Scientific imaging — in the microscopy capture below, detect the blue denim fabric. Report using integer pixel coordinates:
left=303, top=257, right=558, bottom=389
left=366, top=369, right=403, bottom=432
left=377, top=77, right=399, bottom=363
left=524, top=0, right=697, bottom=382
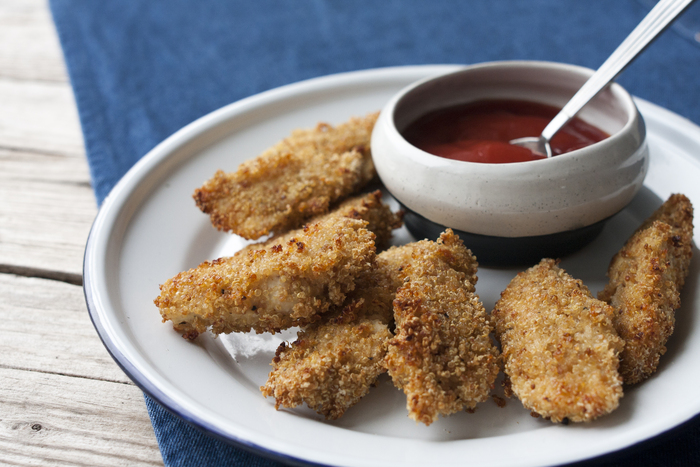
left=49, top=0, right=700, bottom=465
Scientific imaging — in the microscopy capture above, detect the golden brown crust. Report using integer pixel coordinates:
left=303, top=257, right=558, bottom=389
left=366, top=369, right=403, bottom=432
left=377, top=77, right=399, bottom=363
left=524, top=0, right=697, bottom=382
left=635, top=194, right=694, bottom=248
left=154, top=216, right=376, bottom=338
left=598, top=194, right=694, bottom=384
left=240, top=190, right=402, bottom=255
left=343, top=191, right=403, bottom=249
left=380, top=228, right=480, bottom=292
left=193, top=113, right=379, bottom=239
left=385, top=230, right=500, bottom=425
left=260, top=246, right=417, bottom=419
left=493, top=259, right=624, bottom=423
left=261, top=316, right=392, bottom=420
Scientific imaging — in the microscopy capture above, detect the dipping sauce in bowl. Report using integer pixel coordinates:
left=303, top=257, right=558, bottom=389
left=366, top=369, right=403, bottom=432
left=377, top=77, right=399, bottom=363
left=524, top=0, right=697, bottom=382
left=402, top=99, right=609, bottom=163
left=371, top=61, right=648, bottom=265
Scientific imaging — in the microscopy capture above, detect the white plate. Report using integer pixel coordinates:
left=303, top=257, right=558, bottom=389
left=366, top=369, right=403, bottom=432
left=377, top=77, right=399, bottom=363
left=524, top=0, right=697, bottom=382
left=84, top=66, right=700, bottom=467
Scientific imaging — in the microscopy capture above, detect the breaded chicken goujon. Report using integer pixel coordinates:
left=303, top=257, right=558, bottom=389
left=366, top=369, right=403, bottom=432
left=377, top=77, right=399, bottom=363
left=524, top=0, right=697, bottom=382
left=385, top=230, right=500, bottom=426
left=155, top=216, right=376, bottom=339
left=493, top=259, right=624, bottom=423
left=194, top=113, right=379, bottom=239
left=598, top=194, right=693, bottom=384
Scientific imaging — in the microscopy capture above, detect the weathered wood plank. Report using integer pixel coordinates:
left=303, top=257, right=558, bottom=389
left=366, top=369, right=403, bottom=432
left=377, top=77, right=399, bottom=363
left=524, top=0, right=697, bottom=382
left=0, top=78, right=85, bottom=157
left=0, top=0, right=95, bottom=277
left=0, top=367, right=162, bottom=466
left=0, top=0, right=68, bottom=83
left=0, top=1, right=163, bottom=465
left=0, top=149, right=96, bottom=277
left=0, top=0, right=84, bottom=158
left=0, top=274, right=130, bottom=384
left=0, top=147, right=91, bottom=185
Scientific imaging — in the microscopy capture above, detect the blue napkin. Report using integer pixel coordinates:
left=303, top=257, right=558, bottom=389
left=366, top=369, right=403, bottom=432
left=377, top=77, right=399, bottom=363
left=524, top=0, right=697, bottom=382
left=50, top=1, right=700, bottom=465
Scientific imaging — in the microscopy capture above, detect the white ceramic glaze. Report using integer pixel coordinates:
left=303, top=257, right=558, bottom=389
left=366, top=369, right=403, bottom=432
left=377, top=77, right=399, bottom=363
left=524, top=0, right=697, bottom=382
left=371, top=61, right=649, bottom=237
left=83, top=66, right=700, bottom=467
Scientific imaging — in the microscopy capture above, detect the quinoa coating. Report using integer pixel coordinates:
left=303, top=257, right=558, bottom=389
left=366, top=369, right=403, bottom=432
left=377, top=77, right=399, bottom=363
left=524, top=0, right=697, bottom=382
left=385, top=230, right=500, bottom=426
left=193, top=113, right=379, bottom=239
left=634, top=193, right=694, bottom=247
left=262, top=316, right=392, bottom=420
left=335, top=190, right=403, bottom=249
left=240, top=190, right=402, bottom=255
left=598, top=194, right=694, bottom=384
left=154, top=216, right=376, bottom=339
left=381, top=228, right=479, bottom=291
left=260, top=252, right=401, bottom=420
left=493, top=259, right=624, bottom=423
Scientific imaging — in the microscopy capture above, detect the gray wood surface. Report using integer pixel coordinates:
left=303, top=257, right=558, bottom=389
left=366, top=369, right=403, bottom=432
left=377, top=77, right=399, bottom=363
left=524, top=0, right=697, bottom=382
left=0, top=0, right=163, bottom=464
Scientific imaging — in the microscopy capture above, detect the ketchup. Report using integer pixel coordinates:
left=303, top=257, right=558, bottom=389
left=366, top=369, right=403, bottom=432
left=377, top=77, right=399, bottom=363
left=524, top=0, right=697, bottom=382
left=402, top=99, right=609, bottom=163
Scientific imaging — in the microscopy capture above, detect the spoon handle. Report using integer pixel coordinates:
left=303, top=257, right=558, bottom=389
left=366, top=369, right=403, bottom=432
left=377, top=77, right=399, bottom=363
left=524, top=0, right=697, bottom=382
left=541, top=0, right=695, bottom=142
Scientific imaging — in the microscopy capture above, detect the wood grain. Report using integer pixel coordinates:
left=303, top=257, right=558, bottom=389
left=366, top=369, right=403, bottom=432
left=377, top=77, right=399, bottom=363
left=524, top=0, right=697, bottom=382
left=0, top=0, right=96, bottom=278
left=0, top=0, right=67, bottom=83
left=0, top=367, right=162, bottom=466
left=0, top=0, right=163, bottom=464
left=0, top=274, right=131, bottom=384
left=0, top=78, right=85, bottom=158
left=0, top=148, right=96, bottom=278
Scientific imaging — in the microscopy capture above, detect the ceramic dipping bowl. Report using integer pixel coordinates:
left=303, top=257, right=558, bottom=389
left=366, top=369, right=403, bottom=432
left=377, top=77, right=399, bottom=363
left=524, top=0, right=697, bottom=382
left=371, top=61, right=649, bottom=266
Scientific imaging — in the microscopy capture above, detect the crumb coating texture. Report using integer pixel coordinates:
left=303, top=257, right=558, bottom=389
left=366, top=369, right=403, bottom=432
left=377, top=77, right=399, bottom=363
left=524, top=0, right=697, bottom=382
left=493, top=259, right=624, bottom=423
left=154, top=216, right=376, bottom=338
left=635, top=193, right=694, bottom=246
left=260, top=246, right=417, bottom=419
left=381, top=228, right=479, bottom=291
left=261, top=316, right=391, bottom=420
left=598, top=194, right=693, bottom=384
left=385, top=230, right=500, bottom=426
left=240, top=190, right=402, bottom=255
left=193, top=113, right=379, bottom=239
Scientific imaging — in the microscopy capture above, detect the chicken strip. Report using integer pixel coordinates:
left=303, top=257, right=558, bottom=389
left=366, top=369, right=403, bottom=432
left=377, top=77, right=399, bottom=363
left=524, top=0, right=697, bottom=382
left=385, top=230, right=500, bottom=426
left=240, top=190, right=402, bottom=255
left=260, top=252, right=401, bottom=420
left=493, top=259, right=624, bottom=423
left=194, top=113, right=379, bottom=239
left=154, top=216, right=376, bottom=339
left=259, top=234, right=467, bottom=420
left=598, top=194, right=693, bottom=384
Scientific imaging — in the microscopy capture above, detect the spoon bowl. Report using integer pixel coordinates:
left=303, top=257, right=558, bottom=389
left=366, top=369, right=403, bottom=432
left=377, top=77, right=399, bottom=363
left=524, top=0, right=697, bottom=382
left=508, top=135, right=552, bottom=158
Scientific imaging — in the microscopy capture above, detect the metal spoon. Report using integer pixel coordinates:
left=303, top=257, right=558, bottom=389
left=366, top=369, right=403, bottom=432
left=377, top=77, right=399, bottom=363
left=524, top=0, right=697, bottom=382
left=510, top=0, right=696, bottom=158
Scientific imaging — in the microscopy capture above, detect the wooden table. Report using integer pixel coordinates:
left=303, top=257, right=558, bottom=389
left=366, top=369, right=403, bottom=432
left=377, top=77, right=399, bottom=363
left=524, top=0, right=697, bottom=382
left=0, top=0, right=163, bottom=464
